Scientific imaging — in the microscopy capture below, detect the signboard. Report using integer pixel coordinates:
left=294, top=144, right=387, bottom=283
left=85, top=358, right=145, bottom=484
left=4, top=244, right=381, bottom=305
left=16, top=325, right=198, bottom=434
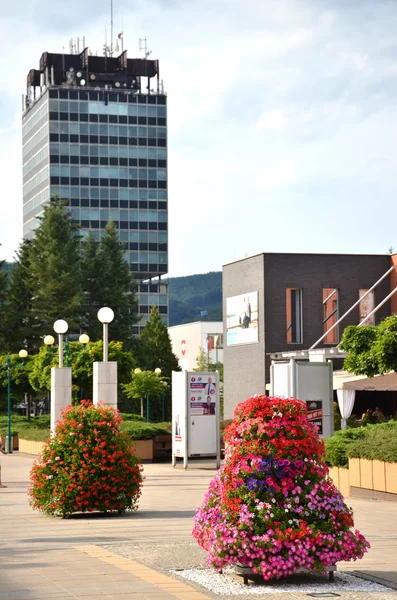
left=359, top=289, right=375, bottom=325
left=226, top=291, right=259, bottom=346
left=306, top=400, right=323, bottom=435
left=172, top=371, right=220, bottom=468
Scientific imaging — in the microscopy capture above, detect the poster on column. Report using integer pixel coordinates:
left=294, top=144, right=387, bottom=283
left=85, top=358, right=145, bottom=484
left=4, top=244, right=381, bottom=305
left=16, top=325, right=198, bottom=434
left=172, top=371, right=187, bottom=457
left=188, top=372, right=219, bottom=456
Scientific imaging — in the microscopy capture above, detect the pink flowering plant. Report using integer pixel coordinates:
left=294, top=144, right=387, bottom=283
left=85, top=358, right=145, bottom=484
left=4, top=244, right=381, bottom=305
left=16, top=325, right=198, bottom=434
left=29, top=401, right=143, bottom=517
left=193, top=396, right=370, bottom=580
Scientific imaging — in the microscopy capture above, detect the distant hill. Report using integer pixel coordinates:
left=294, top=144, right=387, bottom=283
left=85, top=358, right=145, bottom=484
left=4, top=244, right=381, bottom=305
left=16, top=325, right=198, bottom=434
left=166, top=271, right=222, bottom=326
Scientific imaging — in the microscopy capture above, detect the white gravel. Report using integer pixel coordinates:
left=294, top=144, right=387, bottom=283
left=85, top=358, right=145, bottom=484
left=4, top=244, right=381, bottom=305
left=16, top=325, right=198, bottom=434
left=170, top=568, right=390, bottom=595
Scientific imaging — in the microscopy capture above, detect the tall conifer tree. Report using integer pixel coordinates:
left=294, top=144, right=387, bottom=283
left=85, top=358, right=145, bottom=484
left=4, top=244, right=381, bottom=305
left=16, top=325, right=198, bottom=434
left=28, top=200, right=82, bottom=337
left=5, top=240, right=36, bottom=352
left=81, top=221, right=138, bottom=346
left=139, top=305, right=180, bottom=377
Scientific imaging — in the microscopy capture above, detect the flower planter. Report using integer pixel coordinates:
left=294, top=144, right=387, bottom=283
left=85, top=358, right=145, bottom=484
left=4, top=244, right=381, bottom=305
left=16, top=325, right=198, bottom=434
left=372, top=460, right=386, bottom=492
left=360, top=459, right=373, bottom=490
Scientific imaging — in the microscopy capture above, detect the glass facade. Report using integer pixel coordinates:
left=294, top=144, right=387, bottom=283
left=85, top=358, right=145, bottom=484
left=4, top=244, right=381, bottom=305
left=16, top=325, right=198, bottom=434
left=22, top=86, right=168, bottom=330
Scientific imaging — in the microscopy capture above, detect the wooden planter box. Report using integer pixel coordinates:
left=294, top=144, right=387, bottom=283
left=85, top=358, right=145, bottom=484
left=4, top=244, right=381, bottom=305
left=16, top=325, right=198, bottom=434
left=347, top=458, right=397, bottom=499
left=385, top=462, right=397, bottom=495
left=0, top=434, right=19, bottom=451
left=360, top=458, right=373, bottom=490
left=130, top=439, right=154, bottom=462
left=328, top=466, right=350, bottom=497
left=373, top=460, right=386, bottom=492
left=153, top=435, right=172, bottom=460
left=18, top=439, right=45, bottom=455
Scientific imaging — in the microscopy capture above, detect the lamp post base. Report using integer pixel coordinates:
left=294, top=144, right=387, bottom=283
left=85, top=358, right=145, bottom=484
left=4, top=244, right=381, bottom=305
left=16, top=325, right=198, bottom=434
left=93, top=362, right=118, bottom=409
left=51, top=368, right=72, bottom=434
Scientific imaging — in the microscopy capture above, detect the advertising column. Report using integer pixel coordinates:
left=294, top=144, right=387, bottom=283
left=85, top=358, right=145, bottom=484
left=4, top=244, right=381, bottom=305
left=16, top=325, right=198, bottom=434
left=188, top=371, right=220, bottom=467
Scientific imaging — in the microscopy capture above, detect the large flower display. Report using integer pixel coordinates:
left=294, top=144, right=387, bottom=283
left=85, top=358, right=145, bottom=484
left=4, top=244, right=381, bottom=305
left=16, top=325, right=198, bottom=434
left=29, top=401, right=143, bottom=516
left=193, top=396, right=369, bottom=580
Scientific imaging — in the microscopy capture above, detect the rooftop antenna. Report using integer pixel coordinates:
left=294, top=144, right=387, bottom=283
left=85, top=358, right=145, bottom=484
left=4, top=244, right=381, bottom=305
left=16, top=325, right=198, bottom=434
left=139, top=37, right=152, bottom=59
left=110, top=0, right=114, bottom=56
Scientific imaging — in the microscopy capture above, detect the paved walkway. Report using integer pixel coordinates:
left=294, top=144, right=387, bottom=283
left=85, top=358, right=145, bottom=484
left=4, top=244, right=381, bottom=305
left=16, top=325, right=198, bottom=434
left=0, top=453, right=397, bottom=599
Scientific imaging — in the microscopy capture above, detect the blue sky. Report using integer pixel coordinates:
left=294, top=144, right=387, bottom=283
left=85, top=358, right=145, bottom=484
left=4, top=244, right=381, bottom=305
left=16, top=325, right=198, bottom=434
left=1, top=0, right=397, bottom=275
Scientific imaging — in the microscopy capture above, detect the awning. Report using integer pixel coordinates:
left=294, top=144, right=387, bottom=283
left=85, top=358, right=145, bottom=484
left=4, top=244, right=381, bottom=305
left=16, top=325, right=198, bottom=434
left=333, top=370, right=397, bottom=391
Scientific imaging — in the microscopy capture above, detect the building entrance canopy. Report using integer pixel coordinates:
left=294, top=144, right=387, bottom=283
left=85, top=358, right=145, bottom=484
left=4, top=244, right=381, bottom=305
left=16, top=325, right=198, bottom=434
left=333, top=370, right=397, bottom=391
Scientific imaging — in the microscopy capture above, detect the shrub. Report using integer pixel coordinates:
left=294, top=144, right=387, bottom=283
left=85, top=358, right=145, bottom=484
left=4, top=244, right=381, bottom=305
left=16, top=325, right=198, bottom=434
left=120, top=420, right=169, bottom=440
left=29, top=401, right=143, bottom=517
left=119, top=413, right=147, bottom=422
left=193, top=396, right=369, bottom=581
left=348, top=421, right=397, bottom=463
left=324, top=428, right=365, bottom=468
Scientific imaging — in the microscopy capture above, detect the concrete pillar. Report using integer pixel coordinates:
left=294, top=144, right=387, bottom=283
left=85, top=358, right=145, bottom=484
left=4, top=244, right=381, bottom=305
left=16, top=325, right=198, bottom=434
left=51, top=367, right=72, bottom=433
left=93, top=361, right=117, bottom=409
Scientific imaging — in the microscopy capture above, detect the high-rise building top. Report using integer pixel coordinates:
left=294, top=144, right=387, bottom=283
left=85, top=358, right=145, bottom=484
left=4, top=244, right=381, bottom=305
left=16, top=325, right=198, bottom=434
left=22, top=47, right=168, bottom=333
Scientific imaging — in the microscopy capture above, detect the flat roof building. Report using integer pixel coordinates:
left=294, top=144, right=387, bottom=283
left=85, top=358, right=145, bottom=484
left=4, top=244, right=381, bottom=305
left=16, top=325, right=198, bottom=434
left=22, top=46, right=168, bottom=333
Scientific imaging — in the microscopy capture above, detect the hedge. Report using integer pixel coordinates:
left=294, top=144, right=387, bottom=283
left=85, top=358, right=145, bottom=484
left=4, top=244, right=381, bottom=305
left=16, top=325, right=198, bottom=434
left=324, top=428, right=365, bottom=468
left=325, top=421, right=397, bottom=467
left=348, top=421, right=397, bottom=463
left=0, top=413, right=170, bottom=442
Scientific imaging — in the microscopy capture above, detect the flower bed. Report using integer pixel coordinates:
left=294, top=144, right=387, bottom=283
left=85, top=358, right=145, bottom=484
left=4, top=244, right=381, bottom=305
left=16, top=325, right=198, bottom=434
left=193, top=396, right=369, bottom=581
left=29, top=401, right=143, bottom=516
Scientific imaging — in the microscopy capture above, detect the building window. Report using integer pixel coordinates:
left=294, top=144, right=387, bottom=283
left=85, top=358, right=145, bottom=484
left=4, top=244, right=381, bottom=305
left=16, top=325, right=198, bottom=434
left=286, top=288, right=303, bottom=344
left=323, top=288, right=338, bottom=344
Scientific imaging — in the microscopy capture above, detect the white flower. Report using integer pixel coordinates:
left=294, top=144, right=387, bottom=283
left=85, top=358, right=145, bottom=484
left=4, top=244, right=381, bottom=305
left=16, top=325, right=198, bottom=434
left=288, top=520, right=293, bottom=525
left=55, top=457, right=61, bottom=461
left=271, top=498, right=276, bottom=503
left=285, top=509, right=289, bottom=513
left=69, top=432, right=75, bottom=436
left=287, top=504, right=292, bottom=509
left=270, top=513, right=274, bottom=518
left=278, top=412, right=283, bottom=417
left=46, top=475, right=53, bottom=479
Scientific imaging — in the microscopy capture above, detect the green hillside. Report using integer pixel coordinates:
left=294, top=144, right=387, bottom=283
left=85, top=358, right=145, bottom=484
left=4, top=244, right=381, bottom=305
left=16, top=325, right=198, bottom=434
left=166, top=271, right=222, bottom=326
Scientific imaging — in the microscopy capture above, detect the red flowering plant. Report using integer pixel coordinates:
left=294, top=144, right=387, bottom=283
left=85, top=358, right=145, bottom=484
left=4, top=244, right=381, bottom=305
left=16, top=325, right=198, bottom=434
left=193, top=396, right=369, bottom=580
left=29, top=401, right=143, bottom=517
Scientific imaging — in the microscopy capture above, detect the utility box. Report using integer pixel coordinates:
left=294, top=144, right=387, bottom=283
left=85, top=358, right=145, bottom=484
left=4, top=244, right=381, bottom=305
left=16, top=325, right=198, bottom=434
left=172, top=371, right=221, bottom=469
left=270, top=360, right=334, bottom=438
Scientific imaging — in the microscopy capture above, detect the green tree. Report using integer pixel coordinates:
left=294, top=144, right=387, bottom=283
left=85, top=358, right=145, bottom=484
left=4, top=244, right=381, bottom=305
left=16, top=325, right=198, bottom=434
left=139, top=305, right=180, bottom=378
left=340, top=315, right=397, bottom=377
left=82, top=221, right=138, bottom=347
left=4, top=240, right=36, bottom=353
left=122, top=369, right=165, bottom=417
left=0, top=353, right=33, bottom=412
left=80, top=231, right=102, bottom=335
left=194, top=347, right=224, bottom=381
left=29, top=340, right=135, bottom=401
left=28, top=200, right=82, bottom=338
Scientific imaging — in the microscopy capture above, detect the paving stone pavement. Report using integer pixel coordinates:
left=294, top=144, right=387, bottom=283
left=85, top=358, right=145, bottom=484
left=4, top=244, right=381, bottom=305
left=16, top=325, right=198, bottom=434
left=0, top=453, right=396, bottom=600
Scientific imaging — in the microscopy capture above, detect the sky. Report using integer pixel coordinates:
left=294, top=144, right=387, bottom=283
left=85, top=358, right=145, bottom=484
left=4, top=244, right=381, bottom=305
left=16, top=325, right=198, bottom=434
left=1, top=0, right=397, bottom=276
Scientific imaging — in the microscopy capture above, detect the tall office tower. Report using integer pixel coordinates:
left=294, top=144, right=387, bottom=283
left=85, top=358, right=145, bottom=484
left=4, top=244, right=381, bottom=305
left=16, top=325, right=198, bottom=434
left=22, top=46, right=168, bottom=333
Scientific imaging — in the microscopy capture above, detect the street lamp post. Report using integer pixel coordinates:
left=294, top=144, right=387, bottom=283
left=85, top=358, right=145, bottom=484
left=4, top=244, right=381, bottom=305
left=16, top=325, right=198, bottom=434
left=78, top=334, right=90, bottom=399
left=6, top=349, right=28, bottom=454
left=53, top=320, right=69, bottom=368
left=161, top=380, right=168, bottom=422
left=97, top=307, right=114, bottom=362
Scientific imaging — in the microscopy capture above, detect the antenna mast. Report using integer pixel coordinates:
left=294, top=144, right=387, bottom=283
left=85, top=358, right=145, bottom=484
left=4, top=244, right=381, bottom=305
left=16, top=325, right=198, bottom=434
left=110, top=0, right=114, bottom=56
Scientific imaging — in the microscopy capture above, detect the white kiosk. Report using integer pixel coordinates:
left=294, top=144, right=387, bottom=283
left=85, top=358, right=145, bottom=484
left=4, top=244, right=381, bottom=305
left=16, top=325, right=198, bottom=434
left=172, top=371, right=221, bottom=469
left=270, top=360, right=334, bottom=438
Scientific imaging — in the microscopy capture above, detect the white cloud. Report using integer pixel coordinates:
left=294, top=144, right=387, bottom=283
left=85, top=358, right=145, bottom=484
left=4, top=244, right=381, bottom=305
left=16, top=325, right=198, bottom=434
left=1, top=0, right=397, bottom=273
